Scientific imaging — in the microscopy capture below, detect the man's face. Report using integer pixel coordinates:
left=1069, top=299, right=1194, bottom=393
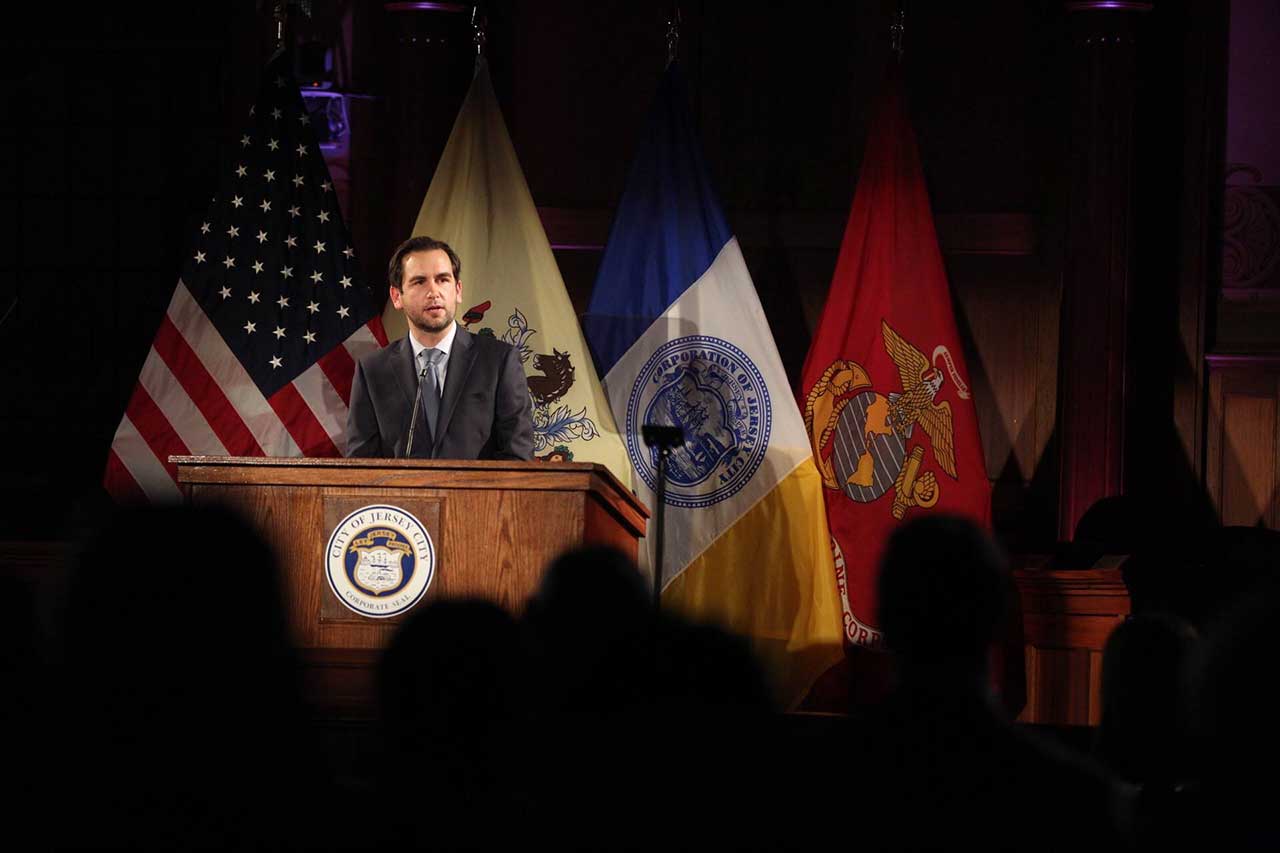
left=391, top=249, right=462, bottom=336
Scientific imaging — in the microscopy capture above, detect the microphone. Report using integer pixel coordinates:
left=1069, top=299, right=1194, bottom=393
left=404, top=364, right=428, bottom=457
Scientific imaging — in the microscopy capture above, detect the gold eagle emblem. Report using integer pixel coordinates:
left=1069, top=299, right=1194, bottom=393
left=881, top=320, right=957, bottom=479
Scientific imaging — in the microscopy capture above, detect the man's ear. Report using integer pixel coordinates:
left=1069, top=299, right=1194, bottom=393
left=454, top=279, right=463, bottom=303
left=389, top=285, right=403, bottom=310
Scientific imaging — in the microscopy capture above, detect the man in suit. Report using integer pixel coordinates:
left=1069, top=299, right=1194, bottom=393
left=346, top=236, right=534, bottom=460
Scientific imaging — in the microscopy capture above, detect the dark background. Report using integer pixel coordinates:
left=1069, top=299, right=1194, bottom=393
left=0, top=1, right=1235, bottom=546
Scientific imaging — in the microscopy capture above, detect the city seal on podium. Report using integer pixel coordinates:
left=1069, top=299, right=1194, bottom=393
left=625, top=335, right=772, bottom=509
left=325, top=504, right=435, bottom=618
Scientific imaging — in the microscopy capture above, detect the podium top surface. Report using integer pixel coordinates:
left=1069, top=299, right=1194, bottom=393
left=171, top=455, right=648, bottom=529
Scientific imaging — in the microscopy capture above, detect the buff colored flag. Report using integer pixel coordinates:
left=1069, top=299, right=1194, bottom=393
left=382, top=58, right=631, bottom=481
left=583, top=63, right=843, bottom=705
left=798, top=68, right=993, bottom=656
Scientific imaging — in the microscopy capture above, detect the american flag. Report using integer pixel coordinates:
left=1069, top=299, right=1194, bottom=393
left=104, top=54, right=387, bottom=503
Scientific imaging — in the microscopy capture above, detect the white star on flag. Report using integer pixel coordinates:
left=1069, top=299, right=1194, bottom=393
left=282, top=266, right=293, bottom=278
left=339, top=275, right=352, bottom=288
left=317, top=210, right=331, bottom=223
left=259, top=200, right=272, bottom=213
left=227, top=225, right=239, bottom=238
left=248, top=291, right=260, bottom=303
left=303, top=331, right=317, bottom=344
left=235, top=165, right=247, bottom=177
left=276, top=296, right=289, bottom=308
left=292, top=175, right=304, bottom=188
left=231, top=195, right=244, bottom=208
left=311, top=271, right=324, bottom=283
left=307, top=301, right=320, bottom=314
left=296, top=144, right=307, bottom=157
left=322, top=181, right=332, bottom=192
left=256, top=230, right=268, bottom=244
left=285, top=236, right=297, bottom=248
left=271, top=108, right=282, bottom=119
left=288, top=206, right=301, bottom=218
left=337, top=306, right=350, bottom=318
left=342, top=247, right=354, bottom=258
left=273, top=326, right=286, bottom=339
left=222, top=256, right=236, bottom=269
left=270, top=356, right=283, bottom=369
left=314, top=240, right=326, bottom=253
left=200, top=222, right=210, bottom=234
left=240, top=134, right=251, bottom=147
left=218, top=286, right=232, bottom=299
left=264, top=169, right=276, bottom=182
left=268, top=138, right=280, bottom=151
left=194, top=251, right=206, bottom=263
left=243, top=320, right=256, bottom=334
left=252, top=260, right=265, bottom=273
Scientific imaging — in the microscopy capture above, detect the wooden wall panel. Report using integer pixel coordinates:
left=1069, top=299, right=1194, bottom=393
left=1206, top=355, right=1280, bottom=529
left=1221, top=394, right=1277, bottom=526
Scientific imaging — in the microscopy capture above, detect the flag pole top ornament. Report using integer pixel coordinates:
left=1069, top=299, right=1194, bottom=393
left=666, top=6, right=681, bottom=67
left=471, top=5, right=487, bottom=58
left=270, top=1, right=313, bottom=52
left=890, top=1, right=906, bottom=58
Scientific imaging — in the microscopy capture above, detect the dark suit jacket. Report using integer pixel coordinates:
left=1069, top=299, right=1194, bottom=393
left=345, top=327, right=534, bottom=460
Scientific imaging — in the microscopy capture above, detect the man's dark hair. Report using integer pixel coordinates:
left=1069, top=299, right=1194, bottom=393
left=388, top=235, right=461, bottom=290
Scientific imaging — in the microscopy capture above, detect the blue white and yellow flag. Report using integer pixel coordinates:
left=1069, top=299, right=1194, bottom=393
left=583, top=64, right=842, bottom=704
left=383, top=59, right=631, bottom=482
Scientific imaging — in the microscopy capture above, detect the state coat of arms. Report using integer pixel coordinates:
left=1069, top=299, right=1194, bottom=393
left=466, top=302, right=600, bottom=460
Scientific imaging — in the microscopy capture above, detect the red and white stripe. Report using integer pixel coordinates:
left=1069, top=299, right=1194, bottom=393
left=104, top=279, right=388, bottom=503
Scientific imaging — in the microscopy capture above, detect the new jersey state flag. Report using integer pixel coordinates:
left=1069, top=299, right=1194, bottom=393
left=799, top=68, right=992, bottom=651
left=583, top=63, right=842, bottom=704
left=382, top=58, right=631, bottom=482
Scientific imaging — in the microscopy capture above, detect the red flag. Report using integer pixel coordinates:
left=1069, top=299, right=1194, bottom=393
left=799, top=70, right=993, bottom=657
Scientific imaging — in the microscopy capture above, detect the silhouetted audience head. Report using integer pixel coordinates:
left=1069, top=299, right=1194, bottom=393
left=1126, top=525, right=1280, bottom=630
left=61, top=503, right=315, bottom=848
left=376, top=598, right=529, bottom=848
left=877, top=514, right=1009, bottom=677
left=1096, top=612, right=1198, bottom=786
left=378, top=598, right=526, bottom=745
left=523, top=545, right=653, bottom=709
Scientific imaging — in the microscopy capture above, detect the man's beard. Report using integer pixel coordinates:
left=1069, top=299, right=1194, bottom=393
left=410, top=308, right=453, bottom=334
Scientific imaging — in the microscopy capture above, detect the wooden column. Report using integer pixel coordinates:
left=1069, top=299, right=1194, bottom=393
left=1056, top=2, right=1152, bottom=540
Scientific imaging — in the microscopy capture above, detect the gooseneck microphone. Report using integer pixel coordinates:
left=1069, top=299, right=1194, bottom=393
left=404, top=364, right=429, bottom=457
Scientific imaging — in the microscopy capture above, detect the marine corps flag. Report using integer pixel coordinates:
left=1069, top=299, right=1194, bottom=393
left=799, top=69, right=992, bottom=651
left=384, top=58, right=631, bottom=483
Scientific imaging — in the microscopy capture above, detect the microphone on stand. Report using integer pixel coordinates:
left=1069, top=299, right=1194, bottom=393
left=404, top=364, right=428, bottom=457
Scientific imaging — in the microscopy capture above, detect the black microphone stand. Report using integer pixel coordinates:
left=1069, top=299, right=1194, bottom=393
left=404, top=365, right=428, bottom=457
left=641, top=424, right=684, bottom=606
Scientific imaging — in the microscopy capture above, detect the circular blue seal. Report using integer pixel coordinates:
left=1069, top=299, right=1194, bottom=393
left=626, top=335, right=773, bottom=509
left=325, top=504, right=436, bottom=618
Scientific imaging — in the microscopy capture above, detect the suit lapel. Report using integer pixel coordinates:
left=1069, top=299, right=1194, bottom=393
left=393, top=337, right=419, bottom=410
left=432, top=325, right=477, bottom=453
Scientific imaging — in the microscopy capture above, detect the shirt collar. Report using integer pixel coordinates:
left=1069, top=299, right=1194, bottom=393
left=408, top=320, right=458, bottom=363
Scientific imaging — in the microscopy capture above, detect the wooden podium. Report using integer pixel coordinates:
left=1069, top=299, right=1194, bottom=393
left=173, top=456, right=647, bottom=718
